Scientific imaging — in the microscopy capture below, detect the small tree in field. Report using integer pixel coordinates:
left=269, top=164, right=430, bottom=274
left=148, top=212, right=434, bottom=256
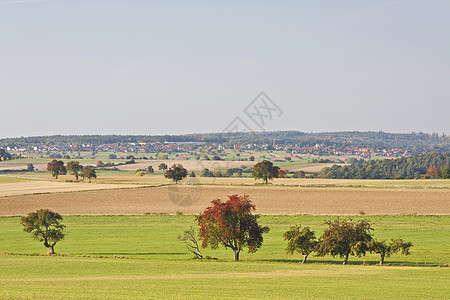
left=82, top=167, right=97, bottom=183
left=252, top=160, right=279, bottom=183
left=177, top=226, right=203, bottom=259
left=47, top=159, right=66, bottom=179
left=315, top=218, right=373, bottom=265
left=196, top=194, right=270, bottom=261
left=158, top=163, right=168, bottom=171
left=369, top=238, right=413, bottom=265
left=21, top=209, right=66, bottom=254
left=283, top=225, right=317, bottom=264
left=165, top=164, right=188, bottom=184
left=66, top=161, right=82, bottom=181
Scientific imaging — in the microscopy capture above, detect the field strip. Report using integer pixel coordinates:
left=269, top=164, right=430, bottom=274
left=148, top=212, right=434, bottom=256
left=0, top=181, right=150, bottom=198
left=1, top=185, right=448, bottom=215
left=0, top=268, right=393, bottom=282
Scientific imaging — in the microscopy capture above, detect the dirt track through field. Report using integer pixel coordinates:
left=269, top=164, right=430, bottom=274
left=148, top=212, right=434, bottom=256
left=0, top=185, right=448, bottom=216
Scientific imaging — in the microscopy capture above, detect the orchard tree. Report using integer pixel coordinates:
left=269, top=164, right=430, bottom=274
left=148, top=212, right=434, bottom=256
left=165, top=164, right=188, bottom=184
left=252, top=160, right=280, bottom=183
left=21, top=209, right=66, bottom=254
left=147, top=166, right=155, bottom=174
left=283, top=225, right=317, bottom=264
left=369, top=238, right=413, bottom=265
left=66, top=161, right=82, bottom=181
left=47, top=159, right=66, bottom=179
left=315, top=218, right=373, bottom=265
left=158, top=163, right=168, bottom=171
left=196, top=194, right=270, bottom=261
left=82, top=167, right=97, bottom=183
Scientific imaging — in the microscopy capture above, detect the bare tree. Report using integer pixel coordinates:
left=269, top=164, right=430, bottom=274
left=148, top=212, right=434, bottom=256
left=177, top=226, right=203, bottom=259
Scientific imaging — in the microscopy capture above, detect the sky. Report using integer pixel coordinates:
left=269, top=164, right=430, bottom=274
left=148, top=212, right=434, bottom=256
left=1, top=0, right=449, bottom=138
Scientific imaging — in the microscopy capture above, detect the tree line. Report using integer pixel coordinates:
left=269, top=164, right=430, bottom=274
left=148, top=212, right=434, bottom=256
left=2, top=131, right=449, bottom=153
left=21, top=195, right=412, bottom=265
left=319, top=152, right=450, bottom=179
left=47, top=160, right=97, bottom=182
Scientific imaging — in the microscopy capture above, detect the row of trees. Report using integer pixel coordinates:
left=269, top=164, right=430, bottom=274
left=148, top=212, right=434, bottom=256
left=181, top=195, right=412, bottom=264
left=319, top=152, right=450, bottom=179
left=21, top=196, right=412, bottom=265
left=163, top=160, right=285, bottom=184
left=47, top=160, right=97, bottom=182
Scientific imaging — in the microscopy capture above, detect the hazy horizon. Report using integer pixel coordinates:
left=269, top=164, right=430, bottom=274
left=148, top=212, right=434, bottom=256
left=2, top=0, right=449, bottom=138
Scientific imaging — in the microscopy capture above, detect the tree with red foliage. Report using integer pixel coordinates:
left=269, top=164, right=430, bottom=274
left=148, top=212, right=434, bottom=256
left=47, top=160, right=66, bottom=179
left=278, top=169, right=286, bottom=178
left=196, top=194, right=270, bottom=261
left=426, top=165, right=440, bottom=178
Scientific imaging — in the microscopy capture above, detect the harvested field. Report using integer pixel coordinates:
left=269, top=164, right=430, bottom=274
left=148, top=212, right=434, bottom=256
left=1, top=185, right=448, bottom=216
left=0, top=181, right=143, bottom=198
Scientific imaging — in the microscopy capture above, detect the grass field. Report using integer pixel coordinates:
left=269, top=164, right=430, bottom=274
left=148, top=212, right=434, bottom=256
left=0, top=215, right=448, bottom=299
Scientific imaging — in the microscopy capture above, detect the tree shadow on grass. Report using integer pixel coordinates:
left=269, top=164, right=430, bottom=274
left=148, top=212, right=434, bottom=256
left=90, top=252, right=186, bottom=256
left=259, top=258, right=445, bottom=267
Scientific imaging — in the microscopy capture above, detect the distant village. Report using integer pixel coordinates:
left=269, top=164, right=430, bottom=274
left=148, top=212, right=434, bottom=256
left=3, top=141, right=409, bottom=159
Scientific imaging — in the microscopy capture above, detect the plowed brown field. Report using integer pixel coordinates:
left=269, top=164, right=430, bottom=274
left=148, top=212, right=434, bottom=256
left=1, top=185, right=448, bottom=216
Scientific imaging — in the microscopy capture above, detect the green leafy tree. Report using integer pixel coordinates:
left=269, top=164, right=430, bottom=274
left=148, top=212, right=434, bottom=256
left=157, top=153, right=169, bottom=160
left=66, top=161, right=82, bottom=181
left=21, top=209, right=66, bottom=254
left=315, top=218, right=373, bottom=265
left=283, top=225, right=318, bottom=264
left=252, top=160, right=280, bottom=183
left=369, top=238, right=413, bottom=265
left=82, top=167, right=97, bottom=183
left=164, top=164, right=188, bottom=184
left=158, top=163, right=168, bottom=171
left=47, top=159, right=66, bottom=179
left=196, top=194, right=270, bottom=261
left=147, top=166, right=154, bottom=174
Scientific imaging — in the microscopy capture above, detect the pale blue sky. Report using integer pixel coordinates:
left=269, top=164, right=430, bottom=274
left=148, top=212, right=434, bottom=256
left=1, top=0, right=449, bottom=137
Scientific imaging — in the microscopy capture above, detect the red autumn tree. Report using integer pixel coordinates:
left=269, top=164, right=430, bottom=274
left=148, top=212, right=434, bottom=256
left=47, top=159, right=66, bottom=179
left=426, top=165, right=440, bottom=178
left=278, top=169, right=286, bottom=178
left=196, top=194, right=270, bottom=261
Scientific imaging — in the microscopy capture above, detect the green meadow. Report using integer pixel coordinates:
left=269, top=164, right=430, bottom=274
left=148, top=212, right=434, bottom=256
left=0, top=215, right=448, bottom=299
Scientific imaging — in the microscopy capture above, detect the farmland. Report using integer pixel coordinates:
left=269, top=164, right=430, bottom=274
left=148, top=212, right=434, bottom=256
left=0, top=215, right=449, bottom=299
left=0, top=153, right=449, bottom=299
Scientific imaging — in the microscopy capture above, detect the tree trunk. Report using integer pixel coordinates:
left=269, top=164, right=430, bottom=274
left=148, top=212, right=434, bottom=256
left=48, top=245, right=55, bottom=255
left=343, top=253, right=349, bottom=265
left=233, top=249, right=240, bottom=261
left=379, top=254, right=385, bottom=265
left=75, top=174, right=79, bottom=181
left=302, top=254, right=308, bottom=264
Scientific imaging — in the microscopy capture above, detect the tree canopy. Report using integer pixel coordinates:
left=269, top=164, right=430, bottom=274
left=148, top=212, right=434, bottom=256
left=252, top=160, right=280, bottom=183
left=164, top=164, right=188, bottom=184
left=47, top=159, right=66, bottom=179
left=315, top=218, right=373, bottom=265
left=196, top=194, right=270, bottom=261
left=66, top=161, right=82, bottom=181
left=21, top=209, right=66, bottom=254
left=283, top=225, right=317, bottom=264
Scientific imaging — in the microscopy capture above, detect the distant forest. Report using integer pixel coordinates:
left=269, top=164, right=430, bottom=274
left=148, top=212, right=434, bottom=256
left=1, top=131, right=449, bottom=153
left=318, top=152, right=450, bottom=179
